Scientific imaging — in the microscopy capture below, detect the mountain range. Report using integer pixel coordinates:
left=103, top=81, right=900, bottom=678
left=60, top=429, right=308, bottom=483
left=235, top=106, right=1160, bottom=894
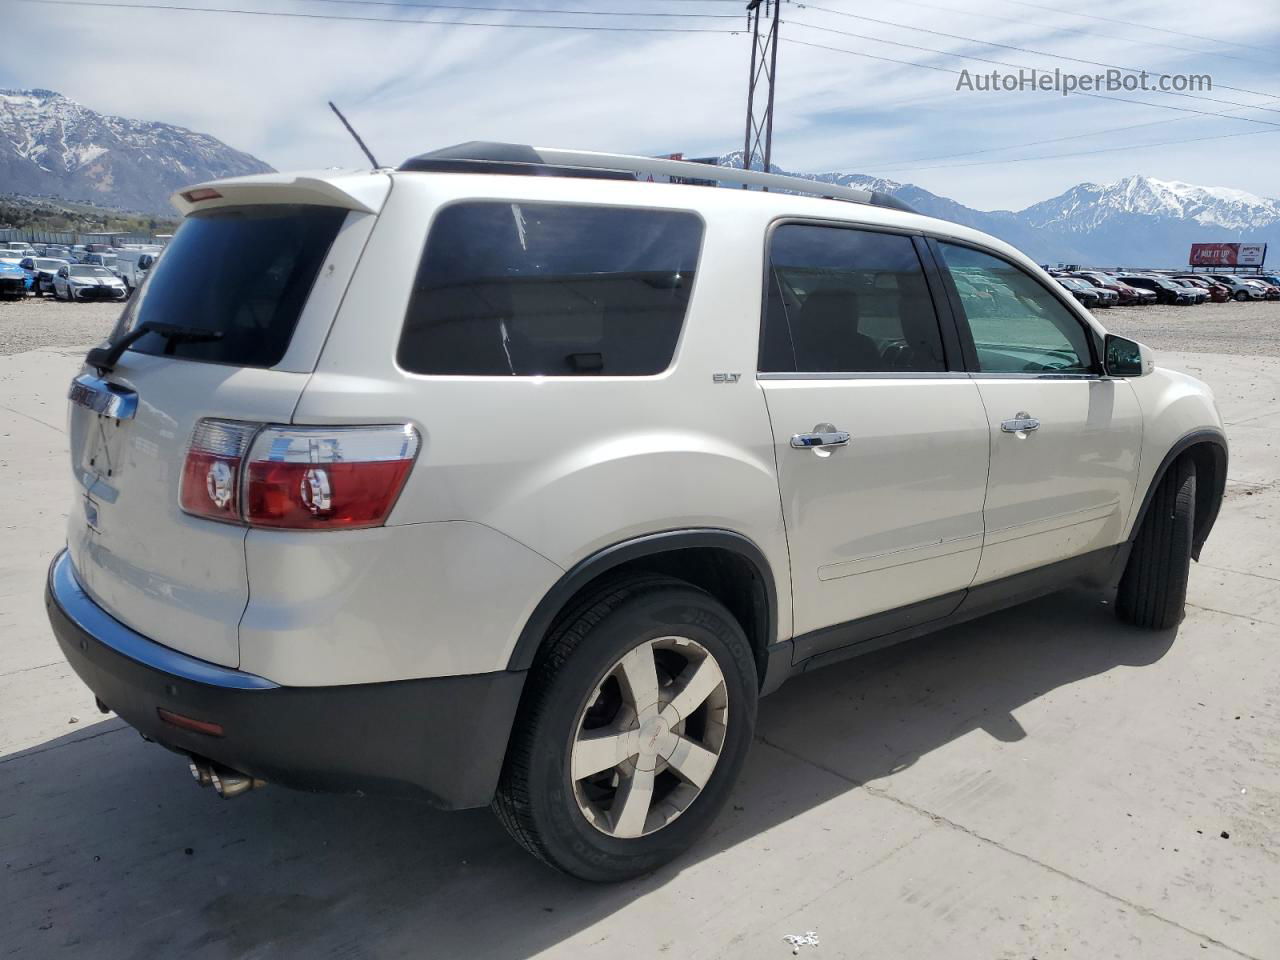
left=717, top=151, right=1280, bottom=267
left=1, top=89, right=1276, bottom=266
left=0, top=89, right=272, bottom=214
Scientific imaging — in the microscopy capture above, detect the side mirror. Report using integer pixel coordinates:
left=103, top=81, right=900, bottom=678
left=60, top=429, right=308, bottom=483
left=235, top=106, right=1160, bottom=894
left=1104, top=334, right=1153, bottom=377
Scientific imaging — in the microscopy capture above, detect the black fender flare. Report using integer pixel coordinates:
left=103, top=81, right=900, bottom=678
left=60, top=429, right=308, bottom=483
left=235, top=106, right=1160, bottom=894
left=1129, top=428, right=1228, bottom=560
left=506, top=528, right=779, bottom=673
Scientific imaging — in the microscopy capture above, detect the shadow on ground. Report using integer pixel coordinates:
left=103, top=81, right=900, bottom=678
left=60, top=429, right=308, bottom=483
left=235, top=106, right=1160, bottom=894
left=1, top=589, right=1176, bottom=959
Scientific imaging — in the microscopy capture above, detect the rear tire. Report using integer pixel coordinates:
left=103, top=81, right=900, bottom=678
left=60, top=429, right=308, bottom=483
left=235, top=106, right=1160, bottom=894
left=493, top=575, right=758, bottom=882
left=1116, top=458, right=1196, bottom=629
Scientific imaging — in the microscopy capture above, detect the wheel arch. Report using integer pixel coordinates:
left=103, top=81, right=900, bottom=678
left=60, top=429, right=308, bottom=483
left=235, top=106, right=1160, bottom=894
left=1129, top=429, right=1227, bottom=561
left=507, top=529, right=782, bottom=689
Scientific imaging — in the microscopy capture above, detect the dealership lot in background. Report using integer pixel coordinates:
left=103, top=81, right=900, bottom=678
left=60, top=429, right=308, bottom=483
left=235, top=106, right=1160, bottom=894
left=1, top=306, right=1277, bottom=957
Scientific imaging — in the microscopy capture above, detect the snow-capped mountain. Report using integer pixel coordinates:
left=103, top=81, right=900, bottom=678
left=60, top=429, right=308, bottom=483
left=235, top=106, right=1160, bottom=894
left=0, top=89, right=272, bottom=214
left=716, top=153, right=1280, bottom=266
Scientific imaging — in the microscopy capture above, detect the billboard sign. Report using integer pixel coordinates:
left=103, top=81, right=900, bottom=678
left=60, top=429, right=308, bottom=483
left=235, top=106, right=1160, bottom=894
left=1189, top=242, right=1268, bottom=267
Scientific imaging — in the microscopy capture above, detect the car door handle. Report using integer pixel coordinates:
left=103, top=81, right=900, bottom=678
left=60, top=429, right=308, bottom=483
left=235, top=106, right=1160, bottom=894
left=1000, top=412, right=1040, bottom=433
left=791, top=429, right=851, bottom=449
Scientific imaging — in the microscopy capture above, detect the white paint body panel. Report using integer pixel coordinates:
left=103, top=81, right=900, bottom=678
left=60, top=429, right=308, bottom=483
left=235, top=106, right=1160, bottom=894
left=972, top=377, right=1143, bottom=584
left=761, top=377, right=989, bottom=634
left=61, top=164, right=1226, bottom=688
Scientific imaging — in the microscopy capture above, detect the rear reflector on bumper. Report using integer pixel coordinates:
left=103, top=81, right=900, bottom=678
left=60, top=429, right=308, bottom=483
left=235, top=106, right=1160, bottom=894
left=158, top=707, right=225, bottom=737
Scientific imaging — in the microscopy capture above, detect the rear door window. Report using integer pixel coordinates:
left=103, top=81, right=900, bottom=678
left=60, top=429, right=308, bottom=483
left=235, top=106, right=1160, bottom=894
left=760, top=224, right=947, bottom=373
left=398, top=202, right=703, bottom=376
left=122, top=204, right=347, bottom=368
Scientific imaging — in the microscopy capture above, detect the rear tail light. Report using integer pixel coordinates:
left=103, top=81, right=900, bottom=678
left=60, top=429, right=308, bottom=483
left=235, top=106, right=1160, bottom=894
left=180, top=419, right=257, bottom=521
left=180, top=421, right=420, bottom=530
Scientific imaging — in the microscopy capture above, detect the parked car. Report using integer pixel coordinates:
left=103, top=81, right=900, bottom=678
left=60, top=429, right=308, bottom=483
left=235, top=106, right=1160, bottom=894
left=1167, top=278, right=1209, bottom=304
left=1055, top=275, right=1104, bottom=307
left=1246, top=279, right=1280, bottom=300
left=69, top=244, right=89, bottom=262
left=112, top=247, right=162, bottom=294
left=1115, top=274, right=1195, bottom=305
left=52, top=263, right=128, bottom=301
left=0, top=259, right=27, bottom=299
left=3, top=241, right=36, bottom=255
left=22, top=257, right=70, bottom=296
left=1172, top=276, right=1229, bottom=303
left=80, top=252, right=120, bottom=275
left=47, top=145, right=1227, bottom=882
left=44, top=245, right=72, bottom=260
left=1206, top=274, right=1268, bottom=301
left=1068, top=271, right=1147, bottom=305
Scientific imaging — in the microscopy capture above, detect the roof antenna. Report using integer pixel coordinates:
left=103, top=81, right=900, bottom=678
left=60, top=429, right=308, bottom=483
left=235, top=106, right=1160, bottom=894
left=328, top=101, right=381, bottom=169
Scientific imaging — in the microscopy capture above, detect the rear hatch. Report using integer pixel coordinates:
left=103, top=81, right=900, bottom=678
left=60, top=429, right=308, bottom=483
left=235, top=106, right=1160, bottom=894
left=66, top=179, right=386, bottom=667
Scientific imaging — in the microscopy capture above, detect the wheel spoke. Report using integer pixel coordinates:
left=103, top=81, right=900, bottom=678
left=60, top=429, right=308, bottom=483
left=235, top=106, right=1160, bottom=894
left=572, top=731, right=633, bottom=780
left=610, top=766, right=655, bottom=838
left=664, top=656, right=723, bottom=722
left=615, top=641, right=659, bottom=711
left=664, top=735, right=719, bottom=789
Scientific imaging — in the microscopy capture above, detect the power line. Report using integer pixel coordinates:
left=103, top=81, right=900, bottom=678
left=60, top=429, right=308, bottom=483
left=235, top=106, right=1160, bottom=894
left=865, top=96, right=1280, bottom=174
left=990, top=0, right=1279, bottom=56
left=865, top=0, right=1270, bottom=67
left=249, top=0, right=744, bottom=18
left=785, top=19, right=1280, bottom=117
left=794, top=3, right=1280, bottom=102
left=10, top=0, right=741, bottom=31
left=878, top=127, right=1280, bottom=175
left=780, top=37, right=1280, bottom=128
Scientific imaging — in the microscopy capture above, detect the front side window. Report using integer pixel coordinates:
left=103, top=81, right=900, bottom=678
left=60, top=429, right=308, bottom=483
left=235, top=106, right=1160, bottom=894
left=938, top=243, right=1093, bottom=374
left=760, top=224, right=946, bottom=373
left=398, top=202, right=703, bottom=376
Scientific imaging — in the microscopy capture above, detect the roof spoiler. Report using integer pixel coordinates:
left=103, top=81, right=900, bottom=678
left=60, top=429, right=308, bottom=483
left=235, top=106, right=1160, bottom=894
left=169, top=172, right=390, bottom=217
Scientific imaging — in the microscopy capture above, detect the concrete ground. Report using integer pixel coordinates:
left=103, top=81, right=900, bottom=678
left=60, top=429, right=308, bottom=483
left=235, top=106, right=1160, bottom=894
left=1, top=342, right=1278, bottom=959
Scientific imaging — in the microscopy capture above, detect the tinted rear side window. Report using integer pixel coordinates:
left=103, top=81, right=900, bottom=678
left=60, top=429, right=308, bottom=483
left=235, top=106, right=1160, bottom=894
left=125, top=204, right=347, bottom=368
left=761, top=224, right=946, bottom=373
left=398, top=202, right=703, bottom=376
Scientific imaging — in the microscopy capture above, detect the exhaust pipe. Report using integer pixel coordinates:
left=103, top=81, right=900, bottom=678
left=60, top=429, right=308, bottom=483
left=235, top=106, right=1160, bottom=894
left=189, top=758, right=265, bottom=798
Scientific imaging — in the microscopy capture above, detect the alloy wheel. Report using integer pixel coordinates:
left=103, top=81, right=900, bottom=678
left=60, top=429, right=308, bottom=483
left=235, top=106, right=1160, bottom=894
left=570, top=636, right=729, bottom=839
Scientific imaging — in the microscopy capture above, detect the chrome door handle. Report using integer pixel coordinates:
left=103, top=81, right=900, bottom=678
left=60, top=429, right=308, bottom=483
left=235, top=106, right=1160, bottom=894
left=1000, top=412, right=1040, bottom=433
left=791, top=429, right=851, bottom=449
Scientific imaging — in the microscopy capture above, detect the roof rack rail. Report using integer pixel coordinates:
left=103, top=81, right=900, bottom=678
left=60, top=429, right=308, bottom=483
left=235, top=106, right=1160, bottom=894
left=397, top=142, right=916, bottom=213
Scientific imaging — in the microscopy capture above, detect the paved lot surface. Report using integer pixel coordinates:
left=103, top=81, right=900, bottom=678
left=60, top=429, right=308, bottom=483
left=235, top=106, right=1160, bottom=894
left=2, top=339, right=1278, bottom=958
left=0, top=296, right=122, bottom=356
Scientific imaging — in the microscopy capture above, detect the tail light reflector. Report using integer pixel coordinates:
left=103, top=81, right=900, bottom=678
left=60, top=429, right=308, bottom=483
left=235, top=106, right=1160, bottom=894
left=179, top=420, right=420, bottom=530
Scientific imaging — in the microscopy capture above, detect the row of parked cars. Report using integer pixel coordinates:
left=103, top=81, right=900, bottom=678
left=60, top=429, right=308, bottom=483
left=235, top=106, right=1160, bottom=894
left=1050, top=267, right=1280, bottom=308
left=0, top=240, right=160, bottom=302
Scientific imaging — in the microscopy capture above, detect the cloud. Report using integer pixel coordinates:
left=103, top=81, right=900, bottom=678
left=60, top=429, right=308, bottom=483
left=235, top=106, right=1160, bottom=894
left=2, top=0, right=1278, bottom=209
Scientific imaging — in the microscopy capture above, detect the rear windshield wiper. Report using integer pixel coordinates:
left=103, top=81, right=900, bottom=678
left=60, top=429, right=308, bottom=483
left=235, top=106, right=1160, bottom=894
left=86, top=322, right=225, bottom=373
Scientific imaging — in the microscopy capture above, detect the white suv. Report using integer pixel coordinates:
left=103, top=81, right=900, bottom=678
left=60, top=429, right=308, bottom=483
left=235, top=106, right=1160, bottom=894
left=47, top=144, right=1227, bottom=882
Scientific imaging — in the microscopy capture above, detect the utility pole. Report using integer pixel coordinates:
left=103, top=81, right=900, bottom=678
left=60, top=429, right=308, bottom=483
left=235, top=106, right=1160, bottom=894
left=741, top=0, right=781, bottom=184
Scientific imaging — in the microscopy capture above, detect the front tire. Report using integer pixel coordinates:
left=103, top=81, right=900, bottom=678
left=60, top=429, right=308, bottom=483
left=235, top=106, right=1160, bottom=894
left=1116, top=458, right=1196, bottom=629
left=493, top=575, right=758, bottom=882
left=1235, top=290, right=1249, bottom=302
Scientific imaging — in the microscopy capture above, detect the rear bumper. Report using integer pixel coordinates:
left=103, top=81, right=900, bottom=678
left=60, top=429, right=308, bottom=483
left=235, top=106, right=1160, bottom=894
left=45, top=550, right=525, bottom=809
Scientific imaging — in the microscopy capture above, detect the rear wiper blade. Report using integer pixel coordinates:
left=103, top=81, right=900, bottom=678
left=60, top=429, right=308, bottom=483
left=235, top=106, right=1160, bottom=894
left=86, top=322, right=224, bottom=373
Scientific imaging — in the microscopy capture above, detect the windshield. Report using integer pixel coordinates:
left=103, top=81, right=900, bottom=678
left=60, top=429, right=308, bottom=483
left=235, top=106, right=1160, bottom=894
left=70, top=266, right=114, bottom=277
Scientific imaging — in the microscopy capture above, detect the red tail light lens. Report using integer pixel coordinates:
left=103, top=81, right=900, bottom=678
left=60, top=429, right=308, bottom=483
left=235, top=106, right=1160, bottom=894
left=179, top=419, right=258, bottom=522
left=244, top=424, right=420, bottom=529
left=181, top=420, right=420, bottom=530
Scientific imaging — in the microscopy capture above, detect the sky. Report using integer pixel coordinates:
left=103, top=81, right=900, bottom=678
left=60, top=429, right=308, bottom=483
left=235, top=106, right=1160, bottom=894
left=2, top=0, right=1279, bottom=210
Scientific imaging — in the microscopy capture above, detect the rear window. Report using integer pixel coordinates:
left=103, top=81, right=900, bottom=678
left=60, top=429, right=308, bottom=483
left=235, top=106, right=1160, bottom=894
left=123, top=204, right=347, bottom=368
left=397, top=201, right=703, bottom=376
